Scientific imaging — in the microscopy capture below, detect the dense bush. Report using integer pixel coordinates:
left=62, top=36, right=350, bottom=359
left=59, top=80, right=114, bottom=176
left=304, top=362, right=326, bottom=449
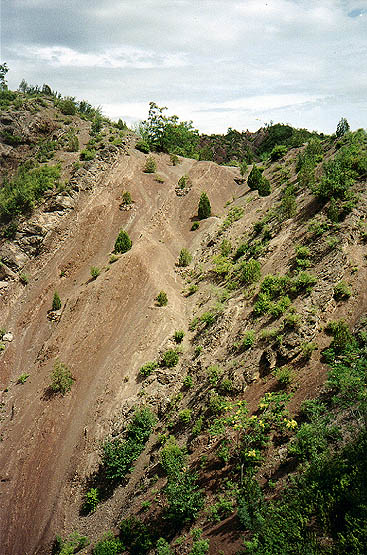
left=198, top=192, right=211, bottom=219
left=50, top=360, right=74, bottom=394
left=59, top=98, right=76, bottom=115
left=178, top=248, right=192, bottom=267
left=102, top=408, right=156, bottom=481
left=0, top=164, right=60, bottom=223
left=143, top=156, right=157, bottom=173
left=52, top=291, right=62, bottom=310
left=156, top=291, right=168, bottom=306
left=114, top=230, right=132, bottom=254
left=270, top=145, right=288, bottom=161
left=162, top=349, right=179, bottom=367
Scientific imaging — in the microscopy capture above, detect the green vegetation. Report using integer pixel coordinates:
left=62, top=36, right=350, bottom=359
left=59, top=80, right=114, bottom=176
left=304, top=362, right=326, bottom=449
left=333, top=280, right=351, bottom=300
left=50, top=360, right=74, bottom=395
left=83, top=488, right=99, bottom=514
left=53, top=532, right=89, bottom=555
left=0, top=164, right=60, bottom=224
left=178, top=248, right=192, bottom=267
left=102, top=407, right=156, bottom=481
left=191, top=222, right=200, bottom=231
left=140, top=102, right=199, bottom=157
left=156, top=291, right=168, bottom=306
left=17, top=373, right=30, bottom=384
left=247, top=165, right=271, bottom=196
left=162, top=349, right=179, bottom=368
left=174, top=330, right=185, bottom=343
left=139, top=361, right=158, bottom=377
left=90, top=266, right=101, bottom=279
left=52, top=291, right=62, bottom=311
left=114, top=229, right=132, bottom=254
left=198, top=192, right=211, bottom=219
left=143, top=155, right=157, bottom=173
left=121, top=191, right=132, bottom=205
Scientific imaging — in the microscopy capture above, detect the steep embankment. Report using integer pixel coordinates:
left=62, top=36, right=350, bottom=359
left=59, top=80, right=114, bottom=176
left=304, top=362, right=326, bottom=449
left=0, top=145, right=239, bottom=554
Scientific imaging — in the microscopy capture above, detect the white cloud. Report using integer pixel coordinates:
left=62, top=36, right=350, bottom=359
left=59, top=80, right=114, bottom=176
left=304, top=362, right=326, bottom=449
left=12, top=45, right=189, bottom=70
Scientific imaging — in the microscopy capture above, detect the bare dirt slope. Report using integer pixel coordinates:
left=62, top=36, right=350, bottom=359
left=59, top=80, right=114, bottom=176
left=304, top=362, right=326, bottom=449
left=0, top=148, right=239, bottom=555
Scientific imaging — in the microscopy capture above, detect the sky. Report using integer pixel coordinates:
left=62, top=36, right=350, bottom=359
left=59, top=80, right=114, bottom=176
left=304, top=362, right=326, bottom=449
left=1, top=0, right=367, bottom=134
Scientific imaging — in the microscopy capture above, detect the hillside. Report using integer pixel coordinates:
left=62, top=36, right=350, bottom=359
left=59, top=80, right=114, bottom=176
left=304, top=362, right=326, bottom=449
left=0, top=91, right=367, bottom=555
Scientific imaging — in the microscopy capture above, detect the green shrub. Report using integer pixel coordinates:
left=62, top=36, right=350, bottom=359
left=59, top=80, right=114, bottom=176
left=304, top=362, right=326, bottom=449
left=135, top=139, right=150, bottom=153
left=240, top=160, right=248, bottom=177
left=143, top=156, right=157, bottom=173
left=109, top=254, right=119, bottom=264
left=55, top=531, right=89, bottom=555
left=119, top=517, right=154, bottom=554
left=333, top=280, right=351, bottom=300
left=178, top=175, right=189, bottom=189
left=19, top=272, right=29, bottom=285
left=59, top=98, right=76, bottom=115
left=274, top=367, right=295, bottom=388
left=191, top=222, right=200, bottom=231
left=50, top=360, right=74, bottom=394
left=93, top=533, right=122, bottom=555
left=198, top=192, right=211, bottom=219
left=17, top=373, right=30, bottom=384
left=170, top=153, right=180, bottom=166
left=80, top=148, right=96, bottom=161
left=0, top=164, right=61, bottom=224
left=336, top=117, right=350, bottom=137
left=156, top=538, right=173, bottom=555
left=174, top=330, right=185, bottom=343
left=52, top=291, right=62, bottom=310
left=301, top=342, right=317, bottom=360
left=162, top=349, right=179, bottom=367
left=160, top=436, right=186, bottom=477
left=238, top=258, right=261, bottom=286
left=178, top=248, right=192, bottom=267
left=83, top=488, right=99, bottom=514
left=270, top=145, right=288, bottom=161
left=258, top=177, right=271, bottom=196
left=242, top=330, right=255, bottom=350
left=183, top=375, right=193, bottom=388
left=156, top=291, right=168, bottom=306
left=90, top=266, right=101, bottom=279
left=121, top=191, right=132, bottom=205
left=165, top=471, right=204, bottom=524
left=178, top=409, right=192, bottom=424
left=190, top=539, right=209, bottom=555
left=140, top=361, right=158, bottom=377
left=114, top=229, right=132, bottom=253
left=247, top=165, right=263, bottom=190
left=102, top=408, right=156, bottom=481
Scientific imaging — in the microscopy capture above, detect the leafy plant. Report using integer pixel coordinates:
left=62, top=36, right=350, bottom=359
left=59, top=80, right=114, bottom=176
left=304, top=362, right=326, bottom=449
left=50, top=360, right=74, bottom=395
left=17, top=373, right=30, bottom=384
left=140, top=361, right=158, bottom=377
left=162, top=349, right=179, bottom=368
left=156, top=291, right=168, bottom=306
left=174, top=330, right=185, bottom=343
left=143, top=155, right=157, bottom=173
left=114, top=229, right=132, bottom=254
left=83, top=487, right=99, bottom=514
left=52, top=291, right=62, bottom=311
left=198, top=192, right=211, bottom=219
left=333, top=280, right=351, bottom=300
left=178, top=248, right=192, bottom=267
left=90, top=266, right=101, bottom=279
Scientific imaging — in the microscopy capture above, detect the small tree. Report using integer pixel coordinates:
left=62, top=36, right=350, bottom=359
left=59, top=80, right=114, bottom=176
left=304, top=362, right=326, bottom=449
left=50, top=360, right=74, bottom=394
left=52, top=291, right=62, bottom=311
left=198, top=192, right=211, bottom=219
left=0, top=62, right=9, bottom=90
left=336, top=117, right=350, bottom=138
left=156, top=291, right=168, bottom=306
left=247, top=165, right=263, bottom=190
left=240, top=160, right=248, bottom=177
left=114, top=230, right=132, bottom=253
left=178, top=248, right=192, bottom=267
left=121, top=191, right=132, bottom=205
left=144, top=156, right=157, bottom=173
left=257, top=177, right=271, bottom=197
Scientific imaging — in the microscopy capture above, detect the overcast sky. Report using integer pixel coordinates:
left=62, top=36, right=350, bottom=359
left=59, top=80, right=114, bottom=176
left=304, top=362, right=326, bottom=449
left=1, top=0, right=367, bottom=134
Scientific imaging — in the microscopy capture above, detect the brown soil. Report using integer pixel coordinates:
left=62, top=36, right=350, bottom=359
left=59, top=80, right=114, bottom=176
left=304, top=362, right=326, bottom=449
left=0, top=148, right=239, bottom=555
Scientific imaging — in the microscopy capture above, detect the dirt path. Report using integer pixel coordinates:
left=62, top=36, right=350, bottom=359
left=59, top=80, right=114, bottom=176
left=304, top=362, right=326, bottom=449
left=0, top=150, right=239, bottom=554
